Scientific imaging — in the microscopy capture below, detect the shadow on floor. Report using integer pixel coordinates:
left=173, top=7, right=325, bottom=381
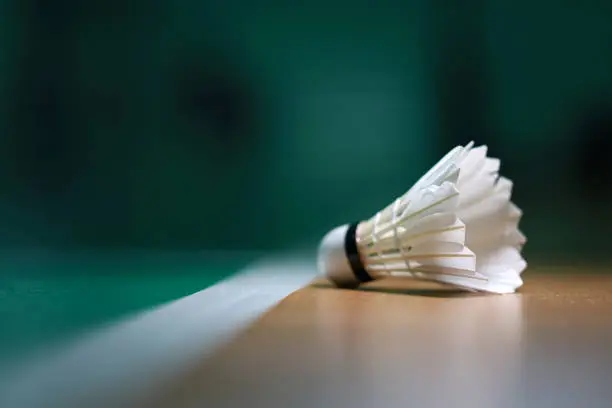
left=310, top=282, right=488, bottom=298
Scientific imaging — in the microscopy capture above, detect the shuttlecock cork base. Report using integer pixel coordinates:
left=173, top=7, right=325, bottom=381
left=317, top=223, right=374, bottom=288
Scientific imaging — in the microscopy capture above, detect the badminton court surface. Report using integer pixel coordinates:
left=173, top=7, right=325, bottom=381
left=2, top=254, right=612, bottom=408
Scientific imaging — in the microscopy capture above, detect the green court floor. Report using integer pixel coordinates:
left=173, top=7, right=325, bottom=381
left=0, top=250, right=257, bottom=367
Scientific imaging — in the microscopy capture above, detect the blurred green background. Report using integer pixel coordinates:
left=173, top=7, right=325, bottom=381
left=2, top=0, right=612, bottom=257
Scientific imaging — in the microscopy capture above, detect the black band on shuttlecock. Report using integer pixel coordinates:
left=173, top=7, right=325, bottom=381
left=344, top=222, right=374, bottom=283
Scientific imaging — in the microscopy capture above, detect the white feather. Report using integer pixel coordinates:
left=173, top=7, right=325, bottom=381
left=453, top=146, right=527, bottom=293
left=356, top=145, right=482, bottom=280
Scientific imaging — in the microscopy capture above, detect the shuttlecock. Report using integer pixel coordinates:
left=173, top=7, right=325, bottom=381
left=317, top=142, right=526, bottom=293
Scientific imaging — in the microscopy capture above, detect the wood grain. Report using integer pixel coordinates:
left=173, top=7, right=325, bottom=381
left=148, top=269, right=612, bottom=408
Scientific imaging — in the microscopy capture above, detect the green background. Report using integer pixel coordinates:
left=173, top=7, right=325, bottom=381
left=1, top=0, right=612, bottom=364
left=1, top=1, right=612, bottom=255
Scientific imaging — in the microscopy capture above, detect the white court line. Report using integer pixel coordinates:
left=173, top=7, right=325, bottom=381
left=0, top=255, right=318, bottom=408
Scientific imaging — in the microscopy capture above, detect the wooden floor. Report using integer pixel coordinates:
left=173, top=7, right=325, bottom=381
left=148, top=270, right=612, bottom=408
